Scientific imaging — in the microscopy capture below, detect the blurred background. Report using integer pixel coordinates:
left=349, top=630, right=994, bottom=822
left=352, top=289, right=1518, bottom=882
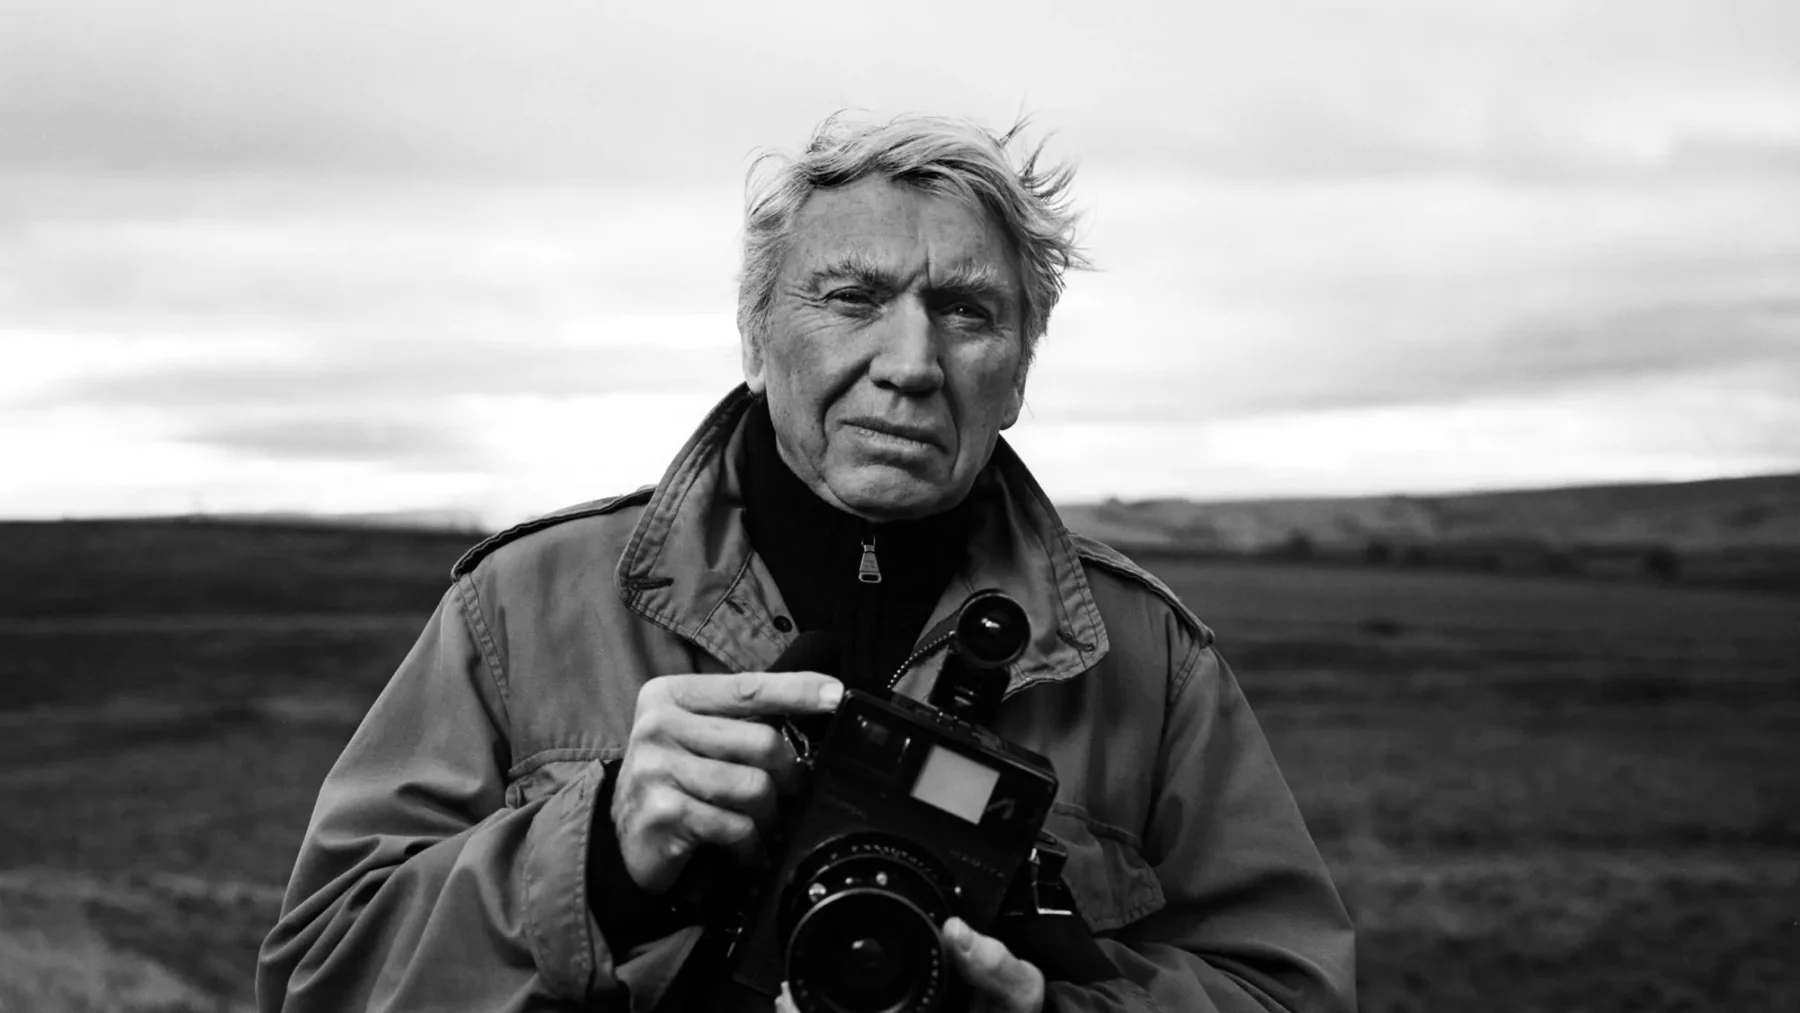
left=1, top=1, right=1797, bottom=1010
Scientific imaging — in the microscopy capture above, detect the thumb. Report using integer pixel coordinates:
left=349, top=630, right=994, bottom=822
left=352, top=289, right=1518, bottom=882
left=944, top=918, right=1044, bottom=1011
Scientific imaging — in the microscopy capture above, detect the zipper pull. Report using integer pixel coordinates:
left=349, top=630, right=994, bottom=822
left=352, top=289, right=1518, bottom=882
left=857, top=533, right=882, bottom=584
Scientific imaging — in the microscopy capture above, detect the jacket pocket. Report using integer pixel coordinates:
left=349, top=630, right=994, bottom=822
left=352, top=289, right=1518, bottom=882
left=1043, top=804, right=1166, bottom=934
left=503, top=748, right=620, bottom=808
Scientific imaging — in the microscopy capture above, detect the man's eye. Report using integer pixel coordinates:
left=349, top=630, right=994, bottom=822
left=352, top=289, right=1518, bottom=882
left=827, top=289, right=876, bottom=307
left=944, top=302, right=992, bottom=324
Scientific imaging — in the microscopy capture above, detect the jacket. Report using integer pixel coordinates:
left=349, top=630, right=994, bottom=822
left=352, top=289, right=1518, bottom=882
left=256, top=385, right=1357, bottom=1012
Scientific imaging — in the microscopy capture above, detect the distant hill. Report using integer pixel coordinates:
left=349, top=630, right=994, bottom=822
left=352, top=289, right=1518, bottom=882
left=0, top=517, right=476, bottom=618
left=206, top=508, right=488, bottom=532
left=1058, top=472, right=1800, bottom=595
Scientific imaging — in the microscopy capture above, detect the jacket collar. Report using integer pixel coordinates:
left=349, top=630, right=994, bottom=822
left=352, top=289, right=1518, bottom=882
left=615, top=385, right=1110, bottom=692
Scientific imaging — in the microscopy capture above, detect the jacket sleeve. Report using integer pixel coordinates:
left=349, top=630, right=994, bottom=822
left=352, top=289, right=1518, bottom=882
left=255, top=579, right=699, bottom=1013
left=1046, top=645, right=1357, bottom=1013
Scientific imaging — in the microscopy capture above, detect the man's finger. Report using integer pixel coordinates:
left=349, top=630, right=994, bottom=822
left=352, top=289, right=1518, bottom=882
left=663, top=795, right=758, bottom=853
left=943, top=918, right=1045, bottom=1013
left=666, top=753, right=779, bottom=827
left=666, top=711, right=798, bottom=773
left=616, top=783, right=766, bottom=890
left=663, top=671, right=844, bottom=718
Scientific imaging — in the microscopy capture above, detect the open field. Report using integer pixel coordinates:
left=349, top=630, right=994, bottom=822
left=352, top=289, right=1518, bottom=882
left=1162, top=557, right=1800, bottom=1012
left=1, top=521, right=1797, bottom=1011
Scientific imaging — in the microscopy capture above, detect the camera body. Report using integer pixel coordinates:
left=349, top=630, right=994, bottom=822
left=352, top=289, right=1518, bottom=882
left=728, top=688, right=1060, bottom=1004
left=714, top=590, right=1062, bottom=1013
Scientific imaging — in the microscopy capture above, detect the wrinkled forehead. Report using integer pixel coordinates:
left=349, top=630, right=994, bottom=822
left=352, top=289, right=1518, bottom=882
left=785, top=175, right=1023, bottom=290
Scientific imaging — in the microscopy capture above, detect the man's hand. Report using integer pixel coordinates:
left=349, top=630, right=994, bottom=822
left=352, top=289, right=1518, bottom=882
left=943, top=917, right=1045, bottom=1013
left=774, top=918, right=1044, bottom=1013
left=611, top=670, right=843, bottom=893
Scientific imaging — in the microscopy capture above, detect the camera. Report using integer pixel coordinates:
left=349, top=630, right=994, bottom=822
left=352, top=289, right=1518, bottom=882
left=704, top=590, right=1065, bottom=1013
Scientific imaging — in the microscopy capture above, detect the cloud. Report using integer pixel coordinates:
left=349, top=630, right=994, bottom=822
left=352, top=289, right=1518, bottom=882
left=1033, top=294, right=1800, bottom=424
left=185, top=414, right=479, bottom=469
left=0, top=175, right=744, bottom=331
left=1364, top=306, right=1800, bottom=415
left=2, top=0, right=1797, bottom=186
left=29, top=338, right=740, bottom=411
left=1009, top=365, right=1800, bottom=503
left=1022, top=160, right=1800, bottom=426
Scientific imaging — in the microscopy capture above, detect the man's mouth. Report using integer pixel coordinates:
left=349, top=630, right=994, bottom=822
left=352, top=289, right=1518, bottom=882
left=842, top=417, right=944, bottom=451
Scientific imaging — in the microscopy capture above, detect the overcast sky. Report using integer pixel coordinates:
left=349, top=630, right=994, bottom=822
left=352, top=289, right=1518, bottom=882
left=3, top=0, right=1798, bottom=524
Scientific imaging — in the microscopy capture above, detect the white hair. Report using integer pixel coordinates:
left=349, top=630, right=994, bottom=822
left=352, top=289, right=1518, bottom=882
left=736, top=112, right=1091, bottom=374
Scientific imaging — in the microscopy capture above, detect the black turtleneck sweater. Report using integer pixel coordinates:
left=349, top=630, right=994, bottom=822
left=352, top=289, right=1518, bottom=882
left=738, top=400, right=974, bottom=689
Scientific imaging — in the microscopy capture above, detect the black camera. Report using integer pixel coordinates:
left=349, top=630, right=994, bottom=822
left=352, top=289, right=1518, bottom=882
left=707, top=590, right=1065, bottom=1013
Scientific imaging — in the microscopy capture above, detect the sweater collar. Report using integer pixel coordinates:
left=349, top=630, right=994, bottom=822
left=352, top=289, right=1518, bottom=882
left=737, top=399, right=975, bottom=629
left=615, top=385, right=1109, bottom=691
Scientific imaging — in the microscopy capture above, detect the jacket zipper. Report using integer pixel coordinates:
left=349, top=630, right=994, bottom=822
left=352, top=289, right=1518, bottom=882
left=857, top=528, right=882, bottom=584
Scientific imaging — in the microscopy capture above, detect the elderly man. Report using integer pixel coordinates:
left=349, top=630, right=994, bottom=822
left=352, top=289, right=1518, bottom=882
left=258, top=114, right=1355, bottom=1013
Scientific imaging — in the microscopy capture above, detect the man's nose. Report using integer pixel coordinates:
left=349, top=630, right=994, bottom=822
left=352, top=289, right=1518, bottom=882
left=868, top=296, right=944, bottom=393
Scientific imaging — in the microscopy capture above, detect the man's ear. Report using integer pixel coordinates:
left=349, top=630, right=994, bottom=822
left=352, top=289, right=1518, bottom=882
left=999, top=363, right=1027, bottom=430
left=741, top=327, right=768, bottom=394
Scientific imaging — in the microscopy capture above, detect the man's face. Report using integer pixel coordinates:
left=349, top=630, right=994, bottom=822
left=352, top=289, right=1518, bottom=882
left=743, top=175, right=1027, bottom=521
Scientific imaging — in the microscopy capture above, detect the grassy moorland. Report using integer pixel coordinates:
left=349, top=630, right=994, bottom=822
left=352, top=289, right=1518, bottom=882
left=1, top=519, right=1797, bottom=1012
left=1155, top=554, right=1800, bottom=1012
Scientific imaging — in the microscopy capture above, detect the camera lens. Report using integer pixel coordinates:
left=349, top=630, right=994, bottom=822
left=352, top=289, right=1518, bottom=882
left=954, top=591, right=1028, bottom=670
left=781, top=835, right=957, bottom=1013
left=844, top=935, right=899, bottom=993
left=790, top=890, right=936, bottom=1012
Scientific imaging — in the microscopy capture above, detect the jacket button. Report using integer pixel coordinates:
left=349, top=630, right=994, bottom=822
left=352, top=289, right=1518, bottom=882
left=772, top=615, right=794, bottom=633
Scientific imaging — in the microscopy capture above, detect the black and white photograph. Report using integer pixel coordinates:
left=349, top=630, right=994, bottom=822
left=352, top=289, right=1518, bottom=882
left=2, top=2, right=1797, bottom=1011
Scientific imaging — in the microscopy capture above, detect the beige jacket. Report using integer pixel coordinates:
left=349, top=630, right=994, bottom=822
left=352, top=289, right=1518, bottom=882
left=257, top=386, right=1356, bottom=1012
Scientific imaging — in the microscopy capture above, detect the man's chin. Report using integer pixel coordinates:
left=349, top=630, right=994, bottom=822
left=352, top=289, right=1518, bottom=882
left=826, top=467, right=964, bottom=521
